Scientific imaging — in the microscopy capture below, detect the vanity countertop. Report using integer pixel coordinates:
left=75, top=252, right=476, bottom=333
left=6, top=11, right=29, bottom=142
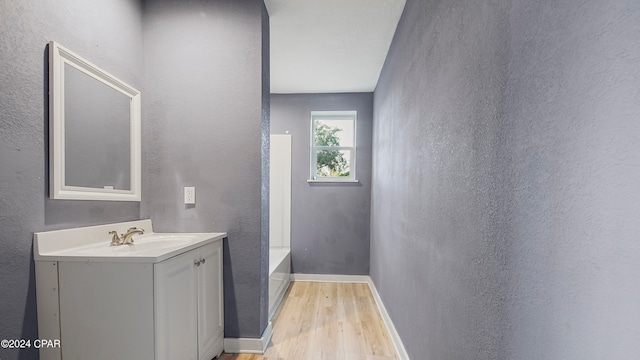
left=34, top=219, right=226, bottom=263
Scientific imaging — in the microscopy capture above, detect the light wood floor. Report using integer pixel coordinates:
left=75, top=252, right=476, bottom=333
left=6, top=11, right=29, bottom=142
left=218, top=281, right=397, bottom=360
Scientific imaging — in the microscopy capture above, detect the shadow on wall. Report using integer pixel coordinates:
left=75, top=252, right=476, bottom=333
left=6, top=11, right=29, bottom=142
left=223, top=237, right=239, bottom=337
left=19, top=251, right=39, bottom=360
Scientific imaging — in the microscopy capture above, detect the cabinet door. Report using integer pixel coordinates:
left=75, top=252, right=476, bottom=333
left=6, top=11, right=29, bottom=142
left=155, top=249, right=198, bottom=360
left=197, top=241, right=224, bottom=360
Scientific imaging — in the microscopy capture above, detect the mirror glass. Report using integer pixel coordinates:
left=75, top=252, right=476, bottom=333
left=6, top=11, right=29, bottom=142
left=49, top=41, right=141, bottom=201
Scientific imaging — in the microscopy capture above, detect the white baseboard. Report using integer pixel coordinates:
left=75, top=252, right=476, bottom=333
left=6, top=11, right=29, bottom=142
left=292, top=273, right=409, bottom=360
left=366, top=278, right=410, bottom=360
left=223, top=321, right=273, bottom=354
left=290, top=273, right=370, bottom=283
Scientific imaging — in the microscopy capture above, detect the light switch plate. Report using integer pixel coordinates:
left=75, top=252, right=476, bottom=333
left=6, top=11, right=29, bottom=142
left=184, top=187, right=195, bottom=205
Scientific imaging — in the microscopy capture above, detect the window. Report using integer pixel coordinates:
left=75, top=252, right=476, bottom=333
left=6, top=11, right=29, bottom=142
left=310, top=111, right=357, bottom=181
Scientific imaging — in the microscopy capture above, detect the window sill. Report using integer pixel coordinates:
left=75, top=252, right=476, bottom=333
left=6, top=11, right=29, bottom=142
left=307, top=179, right=360, bottom=184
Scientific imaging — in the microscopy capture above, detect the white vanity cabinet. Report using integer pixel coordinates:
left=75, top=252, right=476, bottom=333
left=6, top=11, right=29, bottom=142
left=33, top=220, right=226, bottom=360
left=155, top=241, right=224, bottom=360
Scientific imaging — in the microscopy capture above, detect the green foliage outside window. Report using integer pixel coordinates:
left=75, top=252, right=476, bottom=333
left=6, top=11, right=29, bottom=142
left=314, top=123, right=350, bottom=177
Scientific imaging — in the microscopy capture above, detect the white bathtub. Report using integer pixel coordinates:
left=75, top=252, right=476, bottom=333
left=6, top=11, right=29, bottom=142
left=269, top=247, right=291, bottom=319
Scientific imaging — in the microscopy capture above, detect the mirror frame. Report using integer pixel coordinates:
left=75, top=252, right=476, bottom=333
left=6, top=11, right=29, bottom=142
left=49, top=41, right=141, bottom=201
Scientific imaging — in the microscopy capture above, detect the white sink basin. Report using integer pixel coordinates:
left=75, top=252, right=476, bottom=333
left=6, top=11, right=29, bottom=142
left=67, top=234, right=205, bottom=257
left=33, top=220, right=227, bottom=263
left=112, top=236, right=195, bottom=252
left=72, top=234, right=200, bottom=256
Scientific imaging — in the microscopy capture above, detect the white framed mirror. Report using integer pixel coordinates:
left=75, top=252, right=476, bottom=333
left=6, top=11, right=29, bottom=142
left=49, top=41, right=141, bottom=201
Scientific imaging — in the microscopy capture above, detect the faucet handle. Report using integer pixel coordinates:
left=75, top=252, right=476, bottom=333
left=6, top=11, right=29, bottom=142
left=109, top=230, right=122, bottom=246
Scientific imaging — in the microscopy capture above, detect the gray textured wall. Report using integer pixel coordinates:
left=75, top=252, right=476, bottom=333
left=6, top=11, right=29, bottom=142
left=0, top=1, right=143, bottom=359
left=371, top=1, right=509, bottom=358
left=141, top=0, right=269, bottom=338
left=271, top=93, right=372, bottom=275
left=502, top=1, right=640, bottom=358
left=372, top=0, right=640, bottom=359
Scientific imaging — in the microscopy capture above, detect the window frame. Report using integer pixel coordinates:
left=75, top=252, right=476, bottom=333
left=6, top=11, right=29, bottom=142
left=309, top=110, right=357, bottom=182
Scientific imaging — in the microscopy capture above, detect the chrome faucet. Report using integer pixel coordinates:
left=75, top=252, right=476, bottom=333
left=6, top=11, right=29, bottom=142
left=109, top=227, right=144, bottom=246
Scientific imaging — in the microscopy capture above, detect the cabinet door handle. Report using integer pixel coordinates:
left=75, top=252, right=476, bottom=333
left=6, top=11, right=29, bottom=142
left=194, top=260, right=201, bottom=266
left=201, top=258, right=206, bottom=264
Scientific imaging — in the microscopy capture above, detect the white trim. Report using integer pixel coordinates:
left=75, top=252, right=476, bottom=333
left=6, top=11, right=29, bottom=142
left=292, top=274, right=410, bottom=359
left=49, top=41, right=141, bottom=201
left=307, top=179, right=360, bottom=183
left=223, top=321, right=273, bottom=354
left=366, top=278, right=410, bottom=360
left=290, top=273, right=370, bottom=283
left=310, top=111, right=357, bottom=181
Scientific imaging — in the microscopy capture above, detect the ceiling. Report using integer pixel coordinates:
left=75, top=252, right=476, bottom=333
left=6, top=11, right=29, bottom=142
left=264, top=0, right=406, bottom=94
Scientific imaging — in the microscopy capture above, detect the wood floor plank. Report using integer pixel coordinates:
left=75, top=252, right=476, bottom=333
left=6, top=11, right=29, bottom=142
left=218, top=281, right=397, bottom=360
